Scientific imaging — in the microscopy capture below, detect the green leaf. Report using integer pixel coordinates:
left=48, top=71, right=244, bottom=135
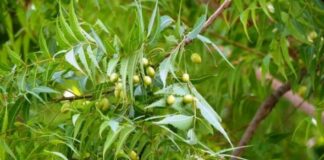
left=56, top=20, right=71, bottom=48
left=32, top=86, right=59, bottom=94
left=159, top=57, right=171, bottom=88
left=69, top=1, right=86, bottom=41
left=145, top=99, right=166, bottom=109
left=120, top=57, right=129, bottom=96
left=280, top=37, right=296, bottom=76
left=154, top=115, right=193, bottom=131
left=186, top=129, right=197, bottom=145
left=86, top=45, right=101, bottom=72
left=187, top=14, right=206, bottom=40
left=39, top=29, right=51, bottom=58
left=59, top=6, right=79, bottom=43
left=1, top=107, right=8, bottom=133
left=197, top=35, right=234, bottom=68
left=5, top=44, right=23, bottom=65
left=240, top=9, right=251, bottom=41
left=103, top=127, right=122, bottom=159
left=0, top=139, right=17, bottom=160
left=65, top=49, right=84, bottom=73
left=160, top=15, right=174, bottom=30
left=77, top=45, right=92, bottom=79
left=190, top=84, right=232, bottom=146
left=44, top=150, right=68, bottom=160
left=106, top=56, right=119, bottom=76
left=147, top=0, right=159, bottom=37
left=155, top=83, right=190, bottom=96
left=135, top=0, right=145, bottom=38
left=191, top=74, right=218, bottom=84
left=90, top=29, right=106, bottom=53
left=115, top=125, right=135, bottom=157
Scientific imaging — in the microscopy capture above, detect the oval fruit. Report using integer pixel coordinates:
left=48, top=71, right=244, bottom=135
left=133, top=75, right=140, bottom=84
left=143, top=76, right=152, bottom=86
left=166, top=95, right=175, bottom=105
left=101, top=98, right=110, bottom=111
left=109, top=73, right=119, bottom=82
left=142, top=58, right=149, bottom=66
left=115, top=82, right=123, bottom=90
left=183, top=94, right=194, bottom=104
left=146, top=67, right=155, bottom=77
left=191, top=53, right=202, bottom=64
left=181, top=73, right=190, bottom=82
left=129, top=150, right=138, bottom=160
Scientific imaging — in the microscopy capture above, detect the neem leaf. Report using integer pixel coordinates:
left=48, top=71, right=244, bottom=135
left=154, top=114, right=193, bottom=131
left=187, top=14, right=206, bottom=40
left=65, top=49, right=84, bottom=73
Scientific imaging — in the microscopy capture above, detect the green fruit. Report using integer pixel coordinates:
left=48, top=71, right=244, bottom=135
left=133, top=75, right=140, bottom=84
left=115, top=82, right=123, bottom=90
left=182, top=73, right=190, bottom=82
left=146, top=66, right=155, bottom=77
left=183, top=94, right=194, bottom=104
left=101, top=98, right=110, bottom=111
left=61, top=103, right=70, bottom=113
left=142, top=58, right=149, bottom=66
left=144, top=76, right=152, bottom=86
left=166, top=95, right=175, bottom=105
left=109, top=73, right=119, bottom=82
left=191, top=53, right=202, bottom=64
left=129, top=150, right=138, bottom=160
left=114, top=89, right=120, bottom=97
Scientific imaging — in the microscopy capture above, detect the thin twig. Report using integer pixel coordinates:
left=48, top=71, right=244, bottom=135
left=231, top=83, right=291, bottom=159
left=183, top=0, right=232, bottom=44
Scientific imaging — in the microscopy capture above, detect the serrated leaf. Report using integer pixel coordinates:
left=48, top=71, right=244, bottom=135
left=45, top=151, right=68, bottom=160
left=145, top=98, right=166, bottom=109
left=280, top=37, right=296, bottom=76
left=187, top=14, right=206, bottom=40
left=154, top=114, right=193, bottom=131
left=160, top=15, right=174, bottom=30
left=91, top=29, right=106, bottom=53
left=106, top=56, right=119, bottom=76
left=69, top=1, right=86, bottom=41
left=186, top=129, right=197, bottom=145
left=0, top=139, right=17, bottom=160
left=59, top=6, right=79, bottom=43
left=39, top=29, right=51, bottom=58
left=77, top=45, right=92, bottom=79
left=65, top=49, right=84, bottom=73
left=32, top=86, right=59, bottom=94
left=197, top=35, right=234, bottom=68
left=159, top=57, right=171, bottom=88
left=72, top=114, right=80, bottom=126
left=155, top=83, right=190, bottom=96
left=103, top=127, right=122, bottom=159
left=95, top=19, right=109, bottom=34
left=86, top=45, right=101, bottom=72
left=135, top=0, right=145, bottom=38
left=190, top=84, right=232, bottom=146
left=127, top=52, right=140, bottom=99
left=56, top=20, right=71, bottom=48
left=27, top=90, right=45, bottom=104
left=115, top=125, right=135, bottom=157
left=120, top=57, right=129, bottom=95
left=147, top=0, right=159, bottom=37
left=191, top=74, right=218, bottom=84
left=240, top=10, right=251, bottom=41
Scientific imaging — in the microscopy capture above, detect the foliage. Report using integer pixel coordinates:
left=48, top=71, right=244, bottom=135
left=0, top=0, right=323, bottom=159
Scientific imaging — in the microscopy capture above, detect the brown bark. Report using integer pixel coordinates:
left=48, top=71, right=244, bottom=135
left=231, top=83, right=291, bottom=159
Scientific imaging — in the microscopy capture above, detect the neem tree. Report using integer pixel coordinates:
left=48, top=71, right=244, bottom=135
left=0, top=0, right=323, bottom=159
